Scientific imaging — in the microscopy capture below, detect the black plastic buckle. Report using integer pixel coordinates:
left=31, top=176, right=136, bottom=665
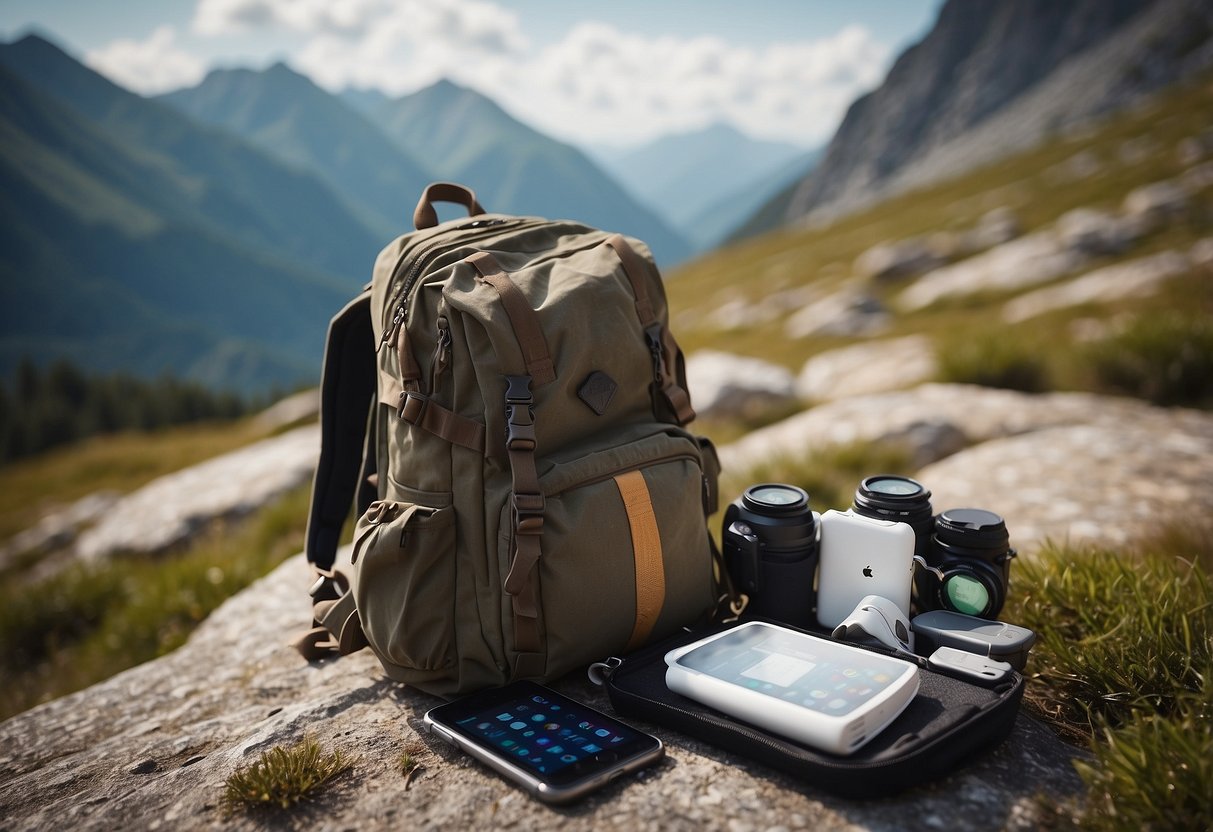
left=504, top=375, right=535, bottom=449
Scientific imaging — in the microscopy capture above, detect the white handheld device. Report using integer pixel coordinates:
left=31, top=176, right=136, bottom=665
left=816, top=509, right=915, bottom=629
left=665, top=621, right=919, bottom=756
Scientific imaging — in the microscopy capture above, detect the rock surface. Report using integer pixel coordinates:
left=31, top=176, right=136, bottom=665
left=685, top=350, right=798, bottom=419
left=796, top=336, right=937, bottom=402
left=73, top=424, right=320, bottom=562
left=6, top=380, right=1212, bottom=829
left=0, top=544, right=1085, bottom=832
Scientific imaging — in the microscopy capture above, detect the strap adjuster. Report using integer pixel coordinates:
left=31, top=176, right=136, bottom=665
left=398, top=390, right=427, bottom=422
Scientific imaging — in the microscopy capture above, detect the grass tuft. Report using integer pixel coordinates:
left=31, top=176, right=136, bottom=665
left=1084, top=312, right=1213, bottom=407
left=935, top=327, right=1052, bottom=392
left=222, top=736, right=353, bottom=812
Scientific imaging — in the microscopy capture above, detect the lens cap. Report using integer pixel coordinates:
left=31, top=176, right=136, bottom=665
left=935, top=508, right=1009, bottom=549
left=741, top=483, right=809, bottom=514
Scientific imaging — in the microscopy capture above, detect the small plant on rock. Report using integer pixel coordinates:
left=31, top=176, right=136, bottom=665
left=222, top=735, right=353, bottom=812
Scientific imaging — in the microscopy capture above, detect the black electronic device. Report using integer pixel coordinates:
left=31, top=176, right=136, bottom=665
left=424, top=681, right=663, bottom=804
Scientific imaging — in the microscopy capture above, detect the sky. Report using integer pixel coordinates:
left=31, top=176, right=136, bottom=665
left=0, top=0, right=944, bottom=149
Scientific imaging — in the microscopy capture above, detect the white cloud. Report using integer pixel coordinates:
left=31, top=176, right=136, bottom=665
left=85, top=26, right=207, bottom=96
left=188, top=0, right=892, bottom=148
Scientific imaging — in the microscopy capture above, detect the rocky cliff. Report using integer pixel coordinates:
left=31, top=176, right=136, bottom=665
left=743, top=0, right=1213, bottom=235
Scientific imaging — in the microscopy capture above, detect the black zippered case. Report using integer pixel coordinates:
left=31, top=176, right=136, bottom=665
left=593, top=620, right=1025, bottom=798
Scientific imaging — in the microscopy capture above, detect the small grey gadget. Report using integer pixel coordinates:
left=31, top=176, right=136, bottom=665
left=910, top=610, right=1036, bottom=670
left=832, top=594, right=915, bottom=655
left=927, top=647, right=1013, bottom=687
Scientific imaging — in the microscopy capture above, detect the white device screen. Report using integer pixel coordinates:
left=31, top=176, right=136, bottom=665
left=675, top=624, right=911, bottom=717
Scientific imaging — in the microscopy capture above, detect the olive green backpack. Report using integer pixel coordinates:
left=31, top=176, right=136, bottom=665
left=296, top=183, right=724, bottom=698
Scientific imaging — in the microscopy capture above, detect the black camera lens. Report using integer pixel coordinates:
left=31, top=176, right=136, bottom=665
left=852, top=475, right=934, bottom=557
left=919, top=508, right=1016, bottom=619
left=723, top=483, right=819, bottom=629
left=743, top=484, right=810, bottom=513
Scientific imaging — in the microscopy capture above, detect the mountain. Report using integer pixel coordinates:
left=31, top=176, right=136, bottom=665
left=594, top=123, right=809, bottom=245
left=741, top=0, right=1213, bottom=237
left=160, top=64, right=433, bottom=238
left=0, top=34, right=382, bottom=280
left=364, top=79, right=693, bottom=265
left=0, top=35, right=372, bottom=391
left=687, top=148, right=822, bottom=250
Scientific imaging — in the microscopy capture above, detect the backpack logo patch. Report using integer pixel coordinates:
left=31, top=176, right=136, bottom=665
left=578, top=371, right=618, bottom=415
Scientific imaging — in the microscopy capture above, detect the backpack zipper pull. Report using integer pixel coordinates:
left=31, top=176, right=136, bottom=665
left=381, top=303, right=407, bottom=351
left=587, top=656, right=623, bottom=686
left=431, top=317, right=452, bottom=387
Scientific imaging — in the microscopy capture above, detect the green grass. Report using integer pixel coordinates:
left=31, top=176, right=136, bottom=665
left=1084, top=312, right=1213, bottom=407
left=0, top=484, right=311, bottom=721
left=1004, top=524, right=1212, bottom=831
left=222, top=735, right=354, bottom=812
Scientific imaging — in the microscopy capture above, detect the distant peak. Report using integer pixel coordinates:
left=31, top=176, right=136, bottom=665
left=265, top=60, right=304, bottom=79
left=420, top=78, right=470, bottom=97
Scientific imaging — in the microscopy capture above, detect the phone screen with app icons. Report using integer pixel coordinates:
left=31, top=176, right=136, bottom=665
left=426, top=680, right=661, bottom=792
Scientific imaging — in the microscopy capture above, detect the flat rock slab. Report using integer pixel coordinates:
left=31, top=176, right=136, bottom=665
left=0, top=549, right=1085, bottom=831
left=72, top=424, right=320, bottom=562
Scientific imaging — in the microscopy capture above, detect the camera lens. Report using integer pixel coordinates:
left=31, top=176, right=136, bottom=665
left=743, top=484, right=809, bottom=513
left=942, top=573, right=992, bottom=617
left=921, top=508, right=1016, bottom=619
left=852, top=475, right=934, bottom=557
left=723, top=483, right=819, bottom=629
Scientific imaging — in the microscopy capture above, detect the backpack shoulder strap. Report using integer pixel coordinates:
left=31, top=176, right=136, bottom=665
left=306, top=288, right=377, bottom=572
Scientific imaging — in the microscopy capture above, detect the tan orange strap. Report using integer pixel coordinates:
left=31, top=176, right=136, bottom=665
left=614, top=470, right=666, bottom=651
left=466, top=251, right=556, bottom=386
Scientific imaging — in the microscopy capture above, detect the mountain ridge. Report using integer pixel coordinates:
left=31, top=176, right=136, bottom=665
left=159, top=62, right=433, bottom=239
left=741, top=0, right=1213, bottom=237
left=363, top=78, right=693, bottom=264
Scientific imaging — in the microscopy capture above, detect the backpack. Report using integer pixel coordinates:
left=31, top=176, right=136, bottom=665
left=296, top=182, right=725, bottom=698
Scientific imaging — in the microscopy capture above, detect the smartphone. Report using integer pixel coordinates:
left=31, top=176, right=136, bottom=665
left=423, top=680, right=663, bottom=804
left=665, top=621, right=919, bottom=755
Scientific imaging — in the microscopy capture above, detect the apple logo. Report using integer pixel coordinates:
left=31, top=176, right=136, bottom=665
left=862, top=565, right=874, bottom=577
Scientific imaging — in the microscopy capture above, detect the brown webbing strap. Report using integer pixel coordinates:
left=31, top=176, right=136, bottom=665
left=614, top=471, right=666, bottom=651
left=605, top=234, right=656, bottom=325
left=603, top=235, right=696, bottom=425
left=466, top=252, right=556, bottom=386
left=395, top=323, right=423, bottom=392
left=500, top=374, right=543, bottom=655
left=292, top=568, right=368, bottom=661
left=396, top=389, right=486, bottom=452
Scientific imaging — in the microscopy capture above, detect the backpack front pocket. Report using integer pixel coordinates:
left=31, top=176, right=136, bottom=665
left=353, top=499, right=456, bottom=672
left=498, top=429, right=716, bottom=676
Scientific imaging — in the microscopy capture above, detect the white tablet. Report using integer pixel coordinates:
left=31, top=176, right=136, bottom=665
left=665, top=621, right=919, bottom=755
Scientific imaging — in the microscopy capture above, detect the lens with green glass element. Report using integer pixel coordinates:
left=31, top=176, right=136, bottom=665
left=944, top=574, right=991, bottom=616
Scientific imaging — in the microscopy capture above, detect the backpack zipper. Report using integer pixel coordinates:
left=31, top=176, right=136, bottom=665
left=380, top=217, right=544, bottom=349
left=430, top=316, right=452, bottom=391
